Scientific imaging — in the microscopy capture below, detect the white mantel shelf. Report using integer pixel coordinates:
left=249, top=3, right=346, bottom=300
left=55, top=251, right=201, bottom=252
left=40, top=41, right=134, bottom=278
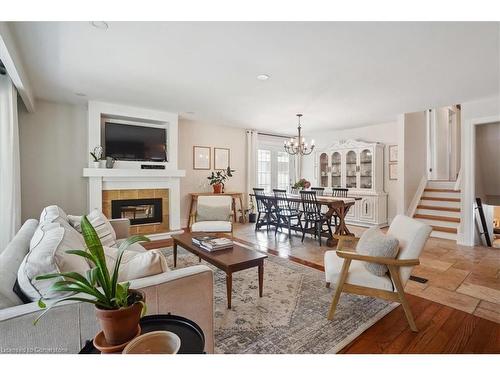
left=83, top=168, right=186, bottom=178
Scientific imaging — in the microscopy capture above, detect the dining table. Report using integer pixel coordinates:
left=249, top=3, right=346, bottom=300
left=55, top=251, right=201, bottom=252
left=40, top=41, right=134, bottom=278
left=250, top=193, right=361, bottom=247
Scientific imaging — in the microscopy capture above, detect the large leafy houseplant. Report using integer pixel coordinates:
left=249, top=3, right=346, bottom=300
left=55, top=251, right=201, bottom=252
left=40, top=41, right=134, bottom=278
left=207, top=166, right=235, bottom=193
left=35, top=216, right=150, bottom=345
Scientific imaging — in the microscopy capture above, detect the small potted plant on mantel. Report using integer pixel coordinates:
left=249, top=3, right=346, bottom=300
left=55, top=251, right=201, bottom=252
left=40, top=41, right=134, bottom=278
left=34, top=216, right=150, bottom=347
left=90, top=145, right=103, bottom=168
left=207, top=166, right=235, bottom=194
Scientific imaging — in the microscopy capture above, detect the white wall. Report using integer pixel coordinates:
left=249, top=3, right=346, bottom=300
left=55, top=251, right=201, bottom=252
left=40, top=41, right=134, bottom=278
left=302, top=121, right=399, bottom=222
left=400, top=111, right=427, bottom=214
left=178, top=119, right=247, bottom=227
left=460, top=95, right=500, bottom=245
left=18, top=99, right=88, bottom=220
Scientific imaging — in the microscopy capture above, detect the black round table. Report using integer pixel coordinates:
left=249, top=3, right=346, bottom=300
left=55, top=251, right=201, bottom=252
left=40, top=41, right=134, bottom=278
left=79, top=314, right=205, bottom=354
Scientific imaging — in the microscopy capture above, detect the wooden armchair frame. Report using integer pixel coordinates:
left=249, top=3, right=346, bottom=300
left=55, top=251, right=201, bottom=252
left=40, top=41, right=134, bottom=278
left=326, top=235, right=420, bottom=332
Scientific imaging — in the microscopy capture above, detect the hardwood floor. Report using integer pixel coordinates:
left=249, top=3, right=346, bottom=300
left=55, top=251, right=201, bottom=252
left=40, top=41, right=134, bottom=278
left=146, top=223, right=500, bottom=353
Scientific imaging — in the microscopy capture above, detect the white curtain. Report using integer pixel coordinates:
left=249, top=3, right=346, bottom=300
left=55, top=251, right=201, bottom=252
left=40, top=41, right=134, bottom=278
left=245, top=129, right=258, bottom=206
left=0, top=74, right=21, bottom=250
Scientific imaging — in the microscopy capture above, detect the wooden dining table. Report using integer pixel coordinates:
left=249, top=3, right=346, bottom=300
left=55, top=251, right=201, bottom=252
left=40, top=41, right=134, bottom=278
left=251, top=193, right=360, bottom=247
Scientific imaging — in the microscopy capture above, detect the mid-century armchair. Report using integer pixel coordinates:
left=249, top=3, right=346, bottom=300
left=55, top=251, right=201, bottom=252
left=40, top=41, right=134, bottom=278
left=324, top=215, right=432, bottom=332
left=190, top=195, right=234, bottom=235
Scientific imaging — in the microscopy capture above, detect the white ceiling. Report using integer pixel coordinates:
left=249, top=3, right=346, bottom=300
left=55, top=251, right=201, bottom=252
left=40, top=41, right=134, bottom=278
left=10, top=21, right=500, bottom=132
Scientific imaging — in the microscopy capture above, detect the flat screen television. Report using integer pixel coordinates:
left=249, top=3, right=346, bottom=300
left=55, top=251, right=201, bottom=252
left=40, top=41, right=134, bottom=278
left=105, top=122, right=167, bottom=162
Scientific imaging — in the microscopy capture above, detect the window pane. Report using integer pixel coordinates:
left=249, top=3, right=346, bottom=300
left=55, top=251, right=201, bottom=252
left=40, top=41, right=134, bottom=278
left=257, top=149, right=272, bottom=192
left=276, top=151, right=290, bottom=190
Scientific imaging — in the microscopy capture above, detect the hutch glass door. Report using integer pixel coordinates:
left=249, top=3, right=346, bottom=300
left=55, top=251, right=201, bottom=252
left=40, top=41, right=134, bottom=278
left=346, top=150, right=357, bottom=188
left=331, top=152, right=341, bottom=187
left=319, top=152, right=329, bottom=187
left=360, top=149, right=373, bottom=189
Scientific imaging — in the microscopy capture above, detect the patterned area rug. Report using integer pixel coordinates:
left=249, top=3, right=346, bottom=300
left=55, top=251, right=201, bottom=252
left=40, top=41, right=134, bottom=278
left=161, top=244, right=398, bottom=354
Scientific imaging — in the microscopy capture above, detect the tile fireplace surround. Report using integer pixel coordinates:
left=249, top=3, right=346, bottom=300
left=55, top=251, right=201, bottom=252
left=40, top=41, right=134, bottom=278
left=102, top=189, right=169, bottom=235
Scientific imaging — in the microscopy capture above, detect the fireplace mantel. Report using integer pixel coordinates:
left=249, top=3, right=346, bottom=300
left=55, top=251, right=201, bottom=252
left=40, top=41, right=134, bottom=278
left=83, top=168, right=185, bottom=178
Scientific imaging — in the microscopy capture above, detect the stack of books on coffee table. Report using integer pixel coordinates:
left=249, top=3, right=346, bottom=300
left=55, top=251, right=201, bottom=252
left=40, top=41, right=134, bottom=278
left=191, top=235, right=233, bottom=252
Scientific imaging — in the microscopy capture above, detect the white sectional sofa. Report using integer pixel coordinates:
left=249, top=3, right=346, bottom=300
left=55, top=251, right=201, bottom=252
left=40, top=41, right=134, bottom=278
left=0, top=214, right=214, bottom=354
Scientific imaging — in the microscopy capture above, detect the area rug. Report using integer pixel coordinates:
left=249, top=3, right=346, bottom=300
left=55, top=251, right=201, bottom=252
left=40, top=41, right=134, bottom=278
left=161, top=243, right=398, bottom=354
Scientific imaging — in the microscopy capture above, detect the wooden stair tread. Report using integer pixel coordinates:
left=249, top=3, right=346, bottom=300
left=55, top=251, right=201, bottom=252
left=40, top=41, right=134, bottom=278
left=417, top=205, right=460, bottom=212
left=424, top=188, right=460, bottom=193
left=414, top=214, right=460, bottom=223
left=421, top=196, right=460, bottom=202
left=431, top=226, right=458, bottom=234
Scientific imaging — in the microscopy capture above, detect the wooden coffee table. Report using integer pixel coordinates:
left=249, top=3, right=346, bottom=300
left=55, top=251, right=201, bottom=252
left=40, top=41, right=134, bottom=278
left=171, top=232, right=268, bottom=309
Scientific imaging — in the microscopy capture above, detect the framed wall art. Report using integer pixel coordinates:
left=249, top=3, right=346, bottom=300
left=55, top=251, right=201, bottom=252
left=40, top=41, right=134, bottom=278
left=193, top=146, right=211, bottom=170
left=214, top=147, right=230, bottom=170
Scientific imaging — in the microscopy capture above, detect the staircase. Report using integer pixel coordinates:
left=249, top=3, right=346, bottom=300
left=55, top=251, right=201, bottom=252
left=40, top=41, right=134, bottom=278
left=413, top=180, right=461, bottom=241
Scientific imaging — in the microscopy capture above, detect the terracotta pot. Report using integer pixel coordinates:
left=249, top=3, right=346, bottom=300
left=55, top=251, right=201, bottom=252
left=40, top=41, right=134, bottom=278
left=212, top=183, right=223, bottom=194
left=123, top=331, right=181, bottom=354
left=95, top=290, right=145, bottom=346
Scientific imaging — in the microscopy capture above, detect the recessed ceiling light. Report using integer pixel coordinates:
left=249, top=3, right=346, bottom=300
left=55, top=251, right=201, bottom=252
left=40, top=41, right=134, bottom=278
left=75, top=92, right=86, bottom=97
left=257, top=74, right=270, bottom=81
left=90, top=21, right=109, bottom=30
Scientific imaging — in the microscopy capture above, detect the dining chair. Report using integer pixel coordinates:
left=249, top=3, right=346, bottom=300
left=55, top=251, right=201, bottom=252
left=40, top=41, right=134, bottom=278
left=299, top=190, right=332, bottom=246
left=310, top=187, right=325, bottom=196
left=290, top=186, right=299, bottom=195
left=332, top=188, right=348, bottom=198
left=273, top=189, right=303, bottom=238
left=324, top=215, right=432, bottom=332
left=253, top=188, right=275, bottom=232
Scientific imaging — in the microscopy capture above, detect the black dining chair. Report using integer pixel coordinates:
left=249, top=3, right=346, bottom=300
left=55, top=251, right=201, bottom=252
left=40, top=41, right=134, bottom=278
left=332, top=188, right=348, bottom=198
left=273, top=189, right=302, bottom=238
left=310, top=187, right=325, bottom=196
left=331, top=188, right=349, bottom=226
left=300, top=190, right=332, bottom=246
left=253, top=188, right=276, bottom=232
left=290, top=186, right=299, bottom=195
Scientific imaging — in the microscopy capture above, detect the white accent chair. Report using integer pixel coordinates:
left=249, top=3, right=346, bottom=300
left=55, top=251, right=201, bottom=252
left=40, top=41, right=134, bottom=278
left=324, top=215, right=432, bottom=332
left=190, top=195, right=233, bottom=235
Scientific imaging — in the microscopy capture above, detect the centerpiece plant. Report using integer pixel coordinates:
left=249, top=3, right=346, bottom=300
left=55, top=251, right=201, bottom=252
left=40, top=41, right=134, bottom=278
left=292, top=178, right=311, bottom=190
left=207, top=166, right=235, bottom=193
left=34, top=216, right=150, bottom=345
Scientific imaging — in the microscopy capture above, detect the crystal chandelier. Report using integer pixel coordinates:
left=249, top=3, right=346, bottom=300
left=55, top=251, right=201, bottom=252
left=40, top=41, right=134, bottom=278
left=284, top=114, right=315, bottom=156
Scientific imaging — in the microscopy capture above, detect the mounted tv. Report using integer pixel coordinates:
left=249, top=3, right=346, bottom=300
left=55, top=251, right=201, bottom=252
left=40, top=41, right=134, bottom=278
left=105, top=122, right=167, bottom=162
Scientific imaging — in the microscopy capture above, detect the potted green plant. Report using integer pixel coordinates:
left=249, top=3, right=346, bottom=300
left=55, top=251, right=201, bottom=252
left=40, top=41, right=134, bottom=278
left=34, top=216, right=150, bottom=346
left=293, top=178, right=311, bottom=190
left=207, top=166, right=235, bottom=193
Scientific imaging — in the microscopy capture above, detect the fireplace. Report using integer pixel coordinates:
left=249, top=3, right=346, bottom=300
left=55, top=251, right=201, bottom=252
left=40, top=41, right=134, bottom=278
left=111, top=198, right=163, bottom=225
left=102, top=189, right=170, bottom=235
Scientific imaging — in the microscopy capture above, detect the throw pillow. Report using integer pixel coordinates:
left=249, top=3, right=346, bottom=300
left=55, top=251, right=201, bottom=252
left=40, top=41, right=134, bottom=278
left=40, top=205, right=74, bottom=231
left=69, top=209, right=117, bottom=248
left=17, top=222, right=90, bottom=301
left=356, top=227, right=399, bottom=276
left=102, top=246, right=169, bottom=282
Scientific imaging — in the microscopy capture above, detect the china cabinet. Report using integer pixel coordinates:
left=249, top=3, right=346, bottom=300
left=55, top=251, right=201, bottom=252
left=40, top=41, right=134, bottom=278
left=315, top=140, right=387, bottom=227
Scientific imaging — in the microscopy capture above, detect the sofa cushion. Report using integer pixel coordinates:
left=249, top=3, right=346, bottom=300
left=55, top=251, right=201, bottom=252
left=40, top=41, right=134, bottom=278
left=356, top=227, right=399, bottom=276
left=17, top=222, right=90, bottom=301
left=103, top=246, right=169, bottom=282
left=68, top=209, right=117, bottom=248
left=191, top=221, right=232, bottom=232
left=40, top=205, right=72, bottom=229
left=0, top=219, right=39, bottom=307
left=115, top=239, right=147, bottom=252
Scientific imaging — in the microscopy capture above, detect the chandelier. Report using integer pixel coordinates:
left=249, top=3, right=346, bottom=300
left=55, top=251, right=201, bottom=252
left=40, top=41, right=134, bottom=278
left=283, top=114, right=315, bottom=156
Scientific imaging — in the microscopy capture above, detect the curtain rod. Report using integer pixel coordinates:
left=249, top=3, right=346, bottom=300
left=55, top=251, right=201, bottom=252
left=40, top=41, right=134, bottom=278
left=257, top=131, right=293, bottom=139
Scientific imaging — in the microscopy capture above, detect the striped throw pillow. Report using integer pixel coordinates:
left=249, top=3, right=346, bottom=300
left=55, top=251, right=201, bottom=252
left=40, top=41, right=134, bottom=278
left=68, top=209, right=117, bottom=248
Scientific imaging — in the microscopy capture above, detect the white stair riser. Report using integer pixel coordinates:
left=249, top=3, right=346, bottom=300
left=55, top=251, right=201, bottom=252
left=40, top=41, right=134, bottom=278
left=430, top=230, right=457, bottom=240
left=415, top=208, right=461, bottom=218
left=423, top=191, right=461, bottom=199
left=418, top=218, right=460, bottom=228
left=426, top=181, right=457, bottom=189
left=419, top=199, right=461, bottom=208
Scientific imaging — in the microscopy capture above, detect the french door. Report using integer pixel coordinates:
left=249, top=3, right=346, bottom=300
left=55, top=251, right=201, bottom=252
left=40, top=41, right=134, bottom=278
left=256, top=147, right=294, bottom=192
